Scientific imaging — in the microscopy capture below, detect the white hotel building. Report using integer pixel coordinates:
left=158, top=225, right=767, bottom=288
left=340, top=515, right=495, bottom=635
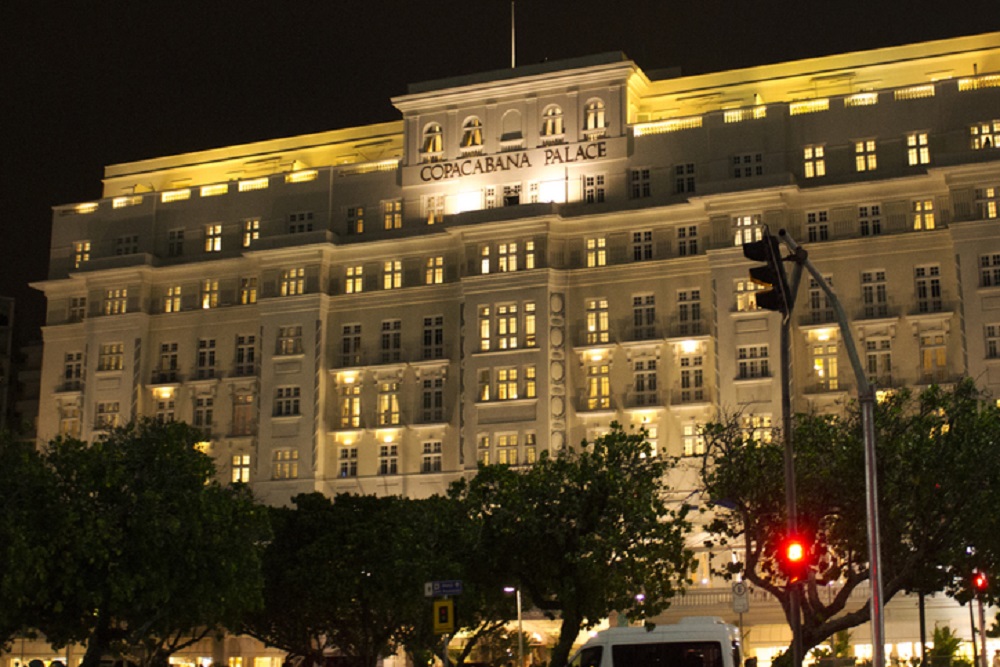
left=30, top=31, right=1000, bottom=664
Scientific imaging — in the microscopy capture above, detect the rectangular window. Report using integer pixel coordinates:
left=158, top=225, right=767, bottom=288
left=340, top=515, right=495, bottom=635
left=855, top=140, right=877, bottom=171
left=733, top=214, right=762, bottom=245
left=341, top=324, right=362, bottom=366
left=586, top=237, right=607, bottom=267
left=281, top=268, right=305, bottom=296
left=741, top=415, right=773, bottom=442
left=62, top=352, right=84, bottom=391
left=193, top=396, right=214, bottom=431
left=632, top=295, right=656, bottom=340
left=525, top=241, right=535, bottom=270
left=525, top=365, right=536, bottom=398
left=503, top=183, right=521, bottom=206
left=804, top=145, right=826, bottom=178
left=378, top=444, right=399, bottom=475
left=920, top=333, right=947, bottom=382
left=477, top=433, right=491, bottom=464
left=383, top=260, right=402, bottom=290
left=677, top=225, right=698, bottom=256
left=205, top=224, right=222, bottom=252
left=675, top=163, right=695, bottom=193
left=339, top=447, right=358, bottom=478
left=59, top=405, right=82, bottom=438
left=497, top=433, right=518, bottom=465
left=735, top=280, right=761, bottom=312
left=480, top=245, right=491, bottom=274
left=861, top=270, right=889, bottom=318
left=865, top=338, right=892, bottom=384
left=156, top=342, right=178, bottom=382
left=425, top=256, right=444, bottom=284
left=907, top=132, right=930, bottom=165
left=346, top=265, right=364, bottom=294
left=95, top=401, right=120, bottom=430
left=378, top=384, right=400, bottom=426
left=479, top=306, right=491, bottom=351
left=806, top=210, right=829, bottom=242
left=240, top=277, right=258, bottom=305
left=103, top=288, right=127, bottom=315
left=524, top=433, right=537, bottom=465
left=382, top=200, right=402, bottom=229
left=421, top=441, right=443, bottom=473
left=977, top=186, right=999, bottom=220
left=497, top=304, right=518, bottom=350
left=859, top=204, right=882, bottom=236
left=632, top=231, right=653, bottom=261
left=232, top=454, right=251, bottom=484
left=587, top=364, right=611, bottom=410
left=986, top=324, right=1000, bottom=359
left=497, top=368, right=519, bottom=400
left=423, top=315, right=444, bottom=360
left=155, top=399, right=175, bottom=424
left=116, top=235, right=139, bottom=255
left=235, top=334, right=256, bottom=377
left=811, top=337, right=839, bottom=391
left=340, top=383, right=361, bottom=428
left=498, top=243, right=518, bottom=272
left=275, top=387, right=301, bottom=416
left=73, top=240, right=91, bottom=268
left=201, top=279, right=219, bottom=309
left=586, top=298, right=610, bottom=344
left=737, top=345, right=769, bottom=379
left=165, top=285, right=181, bottom=313
left=524, top=302, right=537, bottom=348
left=242, top=219, right=260, bottom=247
left=422, top=378, right=444, bottom=423
left=630, top=168, right=651, bottom=198
left=683, top=424, right=705, bottom=456
left=970, top=120, right=1000, bottom=150
left=808, top=276, right=834, bottom=324
left=271, top=449, right=299, bottom=479
left=196, top=339, right=216, bottom=379
left=680, top=351, right=705, bottom=403
left=678, top=289, right=702, bottom=335
left=168, top=229, right=185, bottom=256
left=380, top=319, right=402, bottom=363
left=633, top=359, right=658, bottom=406
left=912, top=199, right=935, bottom=230
left=347, top=206, right=365, bottom=234
left=981, top=253, right=1000, bottom=287
left=69, top=296, right=86, bottom=321
left=288, top=212, right=314, bottom=234
left=424, top=194, right=445, bottom=225
left=733, top=152, right=763, bottom=178
left=277, top=325, right=303, bottom=356
left=99, top=342, right=124, bottom=372
left=584, top=174, right=606, bottom=204
left=915, top=265, right=942, bottom=313
left=478, top=369, right=491, bottom=402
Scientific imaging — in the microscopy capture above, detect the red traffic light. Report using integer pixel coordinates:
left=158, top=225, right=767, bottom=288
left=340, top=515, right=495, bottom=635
left=785, top=540, right=806, bottom=563
left=777, top=536, right=811, bottom=583
left=972, top=571, right=988, bottom=591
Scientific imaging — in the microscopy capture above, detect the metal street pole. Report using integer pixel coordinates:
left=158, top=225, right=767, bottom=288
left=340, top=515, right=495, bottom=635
left=778, top=230, right=886, bottom=667
left=517, top=588, right=525, bottom=667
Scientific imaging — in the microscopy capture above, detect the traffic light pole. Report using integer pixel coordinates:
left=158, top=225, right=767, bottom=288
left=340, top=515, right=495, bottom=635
left=777, top=230, right=886, bottom=667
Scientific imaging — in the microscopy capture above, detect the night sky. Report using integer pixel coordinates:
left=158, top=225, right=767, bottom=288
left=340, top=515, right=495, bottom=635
left=4, top=0, right=999, bottom=343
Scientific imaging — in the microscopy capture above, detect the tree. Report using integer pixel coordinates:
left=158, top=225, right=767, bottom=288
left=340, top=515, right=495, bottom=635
left=244, top=492, right=467, bottom=667
left=38, top=420, right=269, bottom=667
left=452, top=423, right=694, bottom=667
left=699, top=379, right=1000, bottom=660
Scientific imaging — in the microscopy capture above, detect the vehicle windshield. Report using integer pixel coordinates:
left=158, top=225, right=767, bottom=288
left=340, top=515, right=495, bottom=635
left=569, top=647, right=604, bottom=667
left=611, top=641, right=724, bottom=667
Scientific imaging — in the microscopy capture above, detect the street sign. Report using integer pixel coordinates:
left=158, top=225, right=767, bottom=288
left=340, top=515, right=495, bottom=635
left=433, top=599, right=455, bottom=634
left=732, top=581, right=750, bottom=614
left=425, top=579, right=463, bottom=597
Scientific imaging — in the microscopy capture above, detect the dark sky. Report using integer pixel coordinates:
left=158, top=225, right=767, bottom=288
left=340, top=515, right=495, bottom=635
left=3, top=0, right=999, bottom=343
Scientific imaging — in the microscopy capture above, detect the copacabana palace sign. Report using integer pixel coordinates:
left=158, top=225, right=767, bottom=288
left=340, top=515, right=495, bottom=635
left=403, top=137, right=627, bottom=186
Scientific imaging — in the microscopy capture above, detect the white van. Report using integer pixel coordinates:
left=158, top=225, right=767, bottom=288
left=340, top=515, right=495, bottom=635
left=567, top=617, right=742, bottom=667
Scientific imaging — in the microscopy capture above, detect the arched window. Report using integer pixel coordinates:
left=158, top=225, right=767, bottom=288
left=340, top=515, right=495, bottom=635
left=541, top=105, right=564, bottom=138
left=501, top=109, right=523, bottom=145
left=584, top=99, right=606, bottom=132
left=461, top=117, right=484, bottom=149
left=421, top=123, right=443, bottom=162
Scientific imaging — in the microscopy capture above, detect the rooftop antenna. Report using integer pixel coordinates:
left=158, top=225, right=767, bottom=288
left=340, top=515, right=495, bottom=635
left=511, top=1, right=516, bottom=68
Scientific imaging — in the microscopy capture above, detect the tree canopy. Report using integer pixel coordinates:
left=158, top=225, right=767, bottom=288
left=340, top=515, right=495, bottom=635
left=699, top=379, right=1000, bottom=658
left=452, top=423, right=694, bottom=667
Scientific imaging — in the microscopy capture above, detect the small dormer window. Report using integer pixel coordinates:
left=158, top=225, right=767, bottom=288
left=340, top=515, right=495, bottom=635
left=421, top=123, right=443, bottom=163
left=541, top=105, right=564, bottom=142
left=584, top=99, right=606, bottom=138
left=461, top=117, right=484, bottom=151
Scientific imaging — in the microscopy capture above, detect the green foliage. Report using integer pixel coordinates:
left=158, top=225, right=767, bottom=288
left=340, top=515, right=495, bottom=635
left=928, top=625, right=964, bottom=667
left=700, top=380, right=1000, bottom=659
left=36, top=420, right=270, bottom=667
left=452, top=422, right=694, bottom=667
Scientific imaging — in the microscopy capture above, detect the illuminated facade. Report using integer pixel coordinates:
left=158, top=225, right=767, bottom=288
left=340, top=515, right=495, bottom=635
left=30, top=32, right=1000, bottom=663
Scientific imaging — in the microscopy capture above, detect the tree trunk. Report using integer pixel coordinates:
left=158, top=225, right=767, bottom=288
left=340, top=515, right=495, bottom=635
left=549, top=612, right=583, bottom=667
left=80, top=611, right=111, bottom=667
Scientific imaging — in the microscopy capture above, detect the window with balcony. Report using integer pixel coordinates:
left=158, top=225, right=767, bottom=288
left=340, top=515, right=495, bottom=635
left=862, top=270, right=889, bottom=318
left=340, top=383, right=361, bottom=428
left=678, top=289, right=701, bottom=335
left=807, top=276, right=834, bottom=323
left=632, top=295, right=656, bottom=340
left=95, top=401, right=120, bottom=430
left=197, top=339, right=216, bottom=379
left=915, top=265, right=942, bottom=313
left=193, top=396, right=214, bottom=431
left=155, top=399, right=175, bottom=424
left=587, top=363, right=611, bottom=410
left=59, top=405, right=81, bottom=438
left=380, top=319, right=402, bottom=363
left=810, top=337, right=839, bottom=391
left=156, top=342, right=178, bottom=382
left=63, top=352, right=84, bottom=391
left=341, top=324, right=362, bottom=366
left=378, top=383, right=400, bottom=426
left=235, top=335, right=256, bottom=376
left=422, top=378, right=444, bottom=422
left=865, top=338, right=892, bottom=384
left=806, top=210, right=829, bottom=242
left=633, top=359, right=657, bottom=406
left=679, top=352, right=705, bottom=402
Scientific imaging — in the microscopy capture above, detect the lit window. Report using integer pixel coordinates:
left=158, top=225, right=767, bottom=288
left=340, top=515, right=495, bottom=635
left=378, top=383, right=400, bottom=426
left=586, top=298, right=610, bottom=344
left=587, top=237, right=606, bottom=267
left=477, top=433, right=491, bottom=464
left=975, top=186, right=999, bottom=219
left=907, top=132, right=930, bottom=165
left=859, top=205, right=882, bottom=236
left=498, top=243, right=517, bottom=272
left=478, top=369, right=491, bottom=402
left=855, top=140, right=877, bottom=171
left=346, top=265, right=364, bottom=293
left=238, top=177, right=268, bottom=192
left=240, top=277, right=258, bottom=305
left=497, top=368, right=519, bottom=400
left=584, top=99, right=606, bottom=134
left=95, top=401, right=120, bottom=430
left=497, top=433, right=518, bottom=465
left=382, top=200, right=402, bottom=230
left=525, top=241, right=535, bottom=269
left=803, top=145, right=825, bottom=178
left=912, top=200, right=935, bottom=230
left=421, top=123, right=444, bottom=162
left=480, top=245, right=491, bottom=274
left=242, top=219, right=259, bottom=247
left=205, top=224, right=222, bottom=252
left=479, top=306, right=491, bottom=352
left=920, top=333, right=947, bottom=382
left=201, top=279, right=219, bottom=309
left=281, top=268, right=305, bottom=296
left=165, top=285, right=181, bottom=313
left=271, top=449, right=298, bottom=479
left=497, top=304, right=518, bottom=349
left=525, top=365, right=536, bottom=398
left=733, top=214, right=762, bottom=245
left=735, top=280, right=761, bottom=312
left=347, top=207, right=365, bottom=234
left=541, top=105, right=564, bottom=140
left=103, top=289, right=127, bottom=315
left=461, top=117, right=484, bottom=150
left=340, top=383, right=361, bottom=428
left=383, top=260, right=402, bottom=290
left=682, top=424, right=705, bottom=456
left=277, top=325, right=303, bottom=356
left=740, top=415, right=772, bottom=442
left=232, top=454, right=251, bottom=484
left=73, top=240, right=91, bottom=268
left=423, top=194, right=445, bottom=225
left=525, top=302, right=537, bottom=347
left=969, top=120, right=999, bottom=150
left=275, top=387, right=301, bottom=417
left=587, top=364, right=611, bottom=410
left=425, top=256, right=444, bottom=285
left=810, top=334, right=839, bottom=391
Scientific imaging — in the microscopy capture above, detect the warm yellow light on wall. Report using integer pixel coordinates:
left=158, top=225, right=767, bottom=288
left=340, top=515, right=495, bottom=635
left=789, top=99, right=830, bottom=116
left=200, top=183, right=228, bottom=197
left=74, top=202, right=99, bottom=214
left=152, top=386, right=175, bottom=400
left=679, top=339, right=700, bottom=354
left=537, top=179, right=566, bottom=204
left=285, top=170, right=318, bottom=184
left=455, top=190, right=483, bottom=213
left=339, top=371, right=359, bottom=385
left=958, top=75, right=1000, bottom=92
left=238, top=177, right=269, bottom=192
left=633, top=115, right=703, bottom=136
left=112, top=195, right=142, bottom=209
left=161, top=188, right=191, bottom=203
left=894, top=85, right=934, bottom=101
left=813, top=328, right=835, bottom=342
left=587, top=349, right=608, bottom=362
left=723, top=106, right=766, bottom=123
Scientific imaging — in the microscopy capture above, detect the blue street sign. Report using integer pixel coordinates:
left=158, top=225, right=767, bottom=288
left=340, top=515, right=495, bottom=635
left=426, top=580, right=463, bottom=597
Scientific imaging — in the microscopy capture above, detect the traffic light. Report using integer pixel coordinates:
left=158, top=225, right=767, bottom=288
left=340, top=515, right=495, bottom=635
left=777, top=535, right=811, bottom=584
left=743, top=234, right=791, bottom=313
left=972, top=570, right=988, bottom=593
